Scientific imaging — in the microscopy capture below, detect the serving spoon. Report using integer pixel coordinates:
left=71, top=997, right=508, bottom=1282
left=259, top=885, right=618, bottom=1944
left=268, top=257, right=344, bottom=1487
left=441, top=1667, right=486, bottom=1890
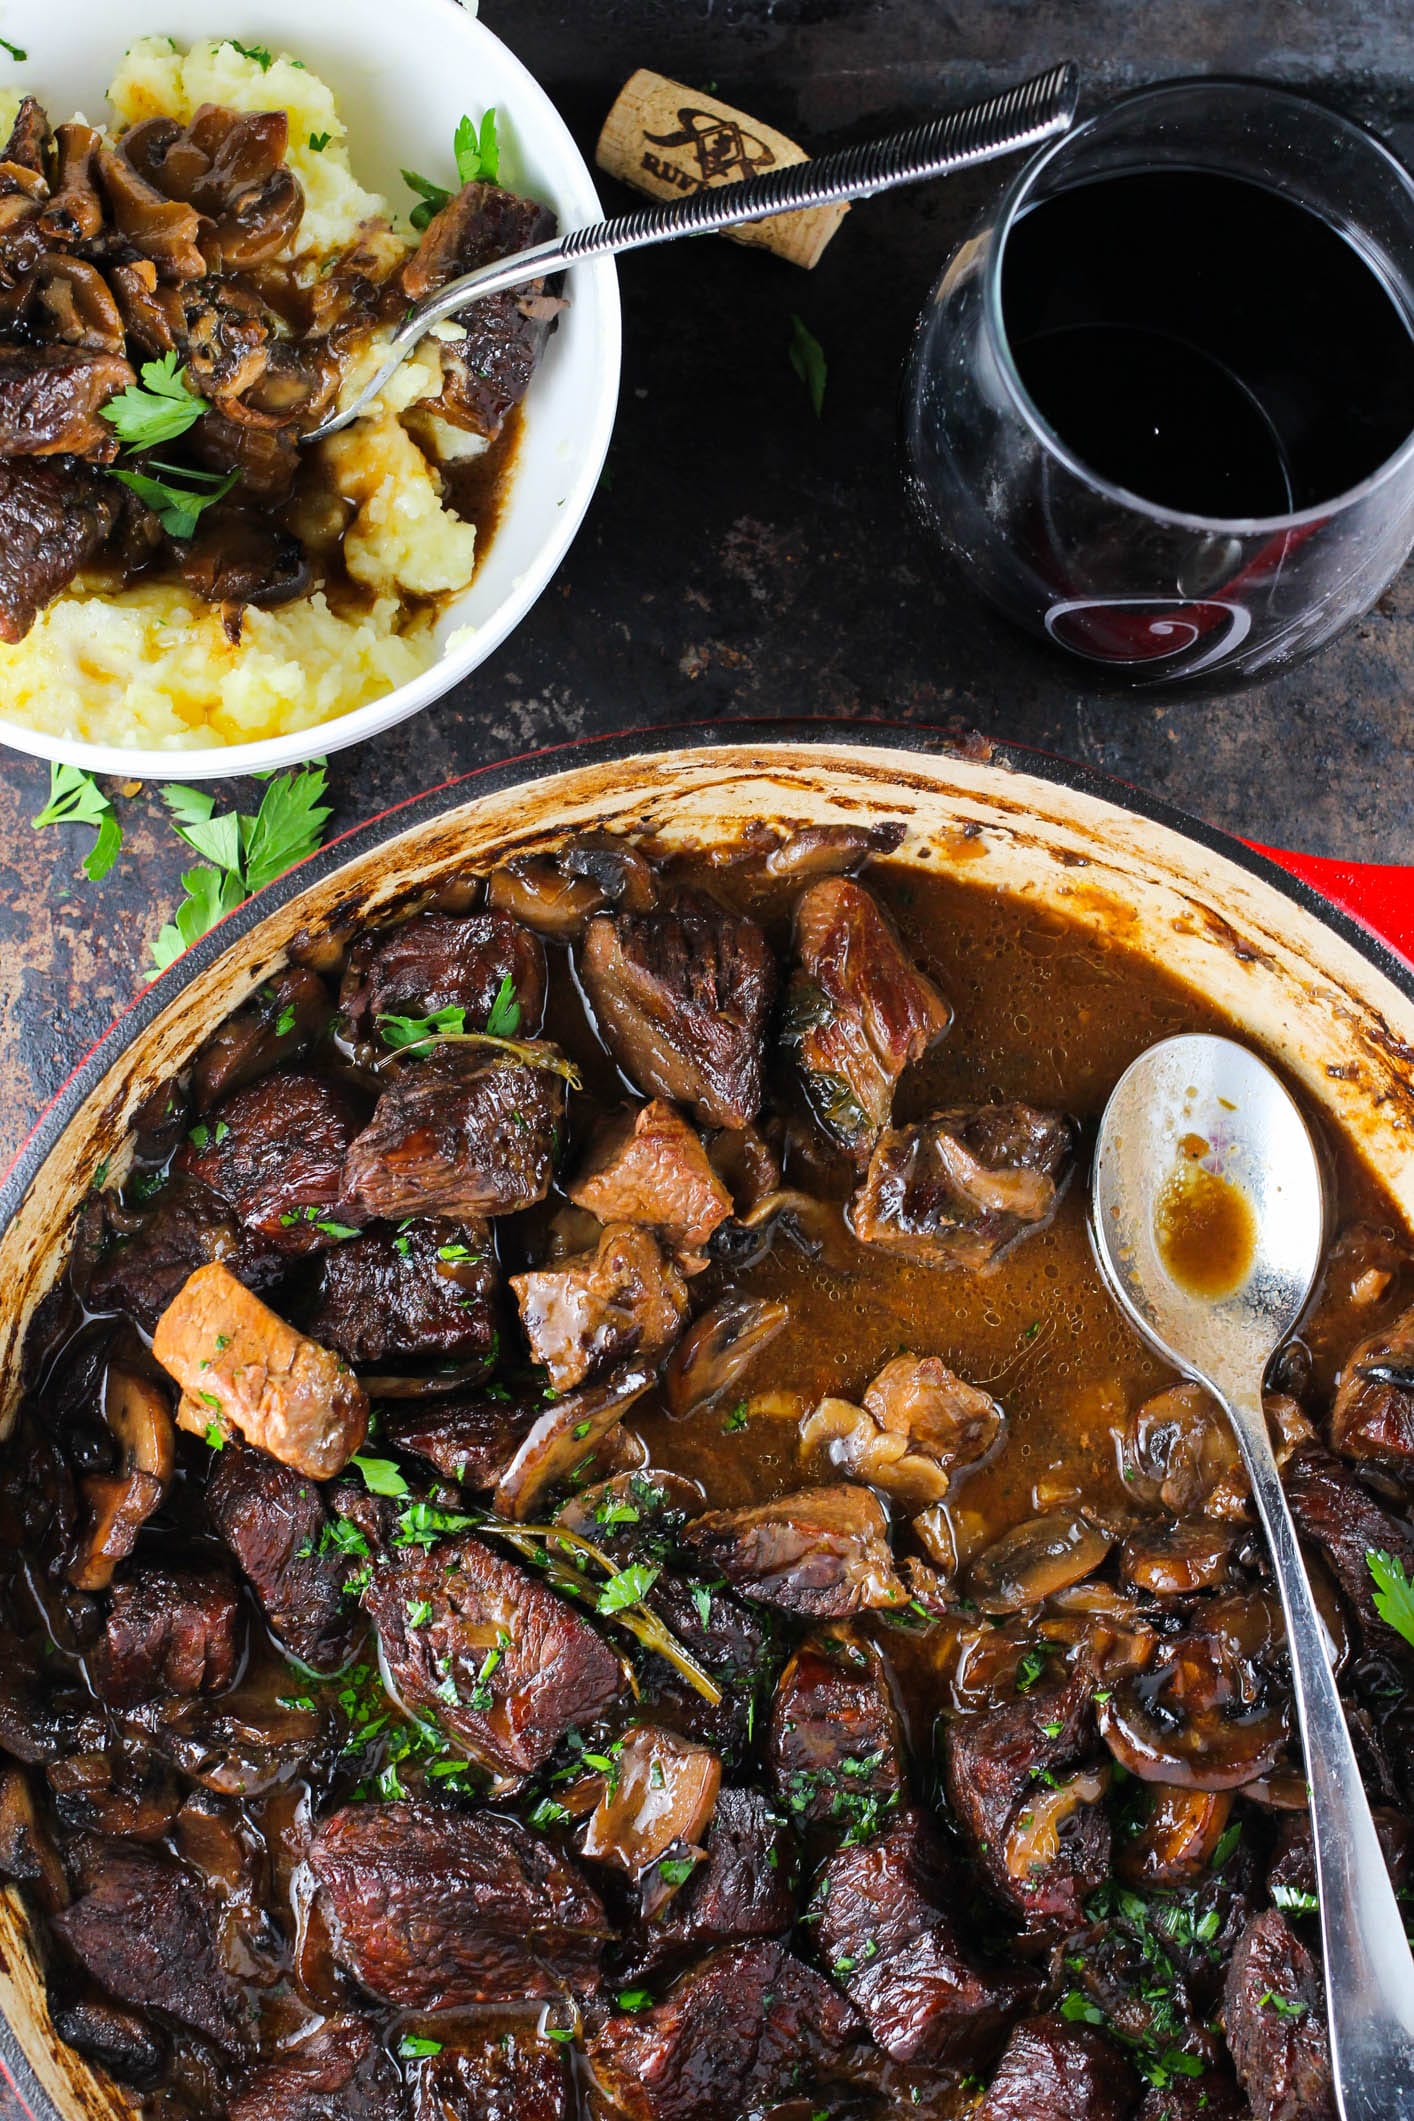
left=306, top=61, right=1078, bottom=442
left=1091, top=1032, right=1414, bottom=2121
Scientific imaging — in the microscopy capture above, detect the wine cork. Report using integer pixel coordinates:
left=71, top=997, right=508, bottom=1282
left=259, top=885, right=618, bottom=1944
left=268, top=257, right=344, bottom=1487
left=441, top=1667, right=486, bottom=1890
left=596, top=68, right=848, bottom=270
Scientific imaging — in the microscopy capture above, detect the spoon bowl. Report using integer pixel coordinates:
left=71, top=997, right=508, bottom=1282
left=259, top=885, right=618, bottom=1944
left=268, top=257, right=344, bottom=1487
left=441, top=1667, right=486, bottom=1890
left=1091, top=1031, right=1414, bottom=2121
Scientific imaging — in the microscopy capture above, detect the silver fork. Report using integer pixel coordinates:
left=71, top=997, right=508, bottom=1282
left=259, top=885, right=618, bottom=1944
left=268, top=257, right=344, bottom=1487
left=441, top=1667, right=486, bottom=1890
left=307, top=61, right=1078, bottom=442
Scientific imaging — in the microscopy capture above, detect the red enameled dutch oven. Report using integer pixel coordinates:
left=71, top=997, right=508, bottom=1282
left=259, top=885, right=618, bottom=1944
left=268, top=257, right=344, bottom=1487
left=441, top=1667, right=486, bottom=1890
left=1, top=721, right=1413, bottom=2120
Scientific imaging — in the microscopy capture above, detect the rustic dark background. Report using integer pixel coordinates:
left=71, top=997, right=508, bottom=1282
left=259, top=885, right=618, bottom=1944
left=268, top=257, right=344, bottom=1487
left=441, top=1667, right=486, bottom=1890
left=3, top=0, right=1414, bottom=1189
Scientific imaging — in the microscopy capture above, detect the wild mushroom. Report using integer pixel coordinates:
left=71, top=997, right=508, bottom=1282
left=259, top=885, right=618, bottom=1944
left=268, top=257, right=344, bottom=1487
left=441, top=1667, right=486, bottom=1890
left=37, top=122, right=104, bottom=245
left=68, top=1365, right=175, bottom=1592
left=1119, top=1521, right=1235, bottom=1597
left=1120, top=1382, right=1249, bottom=1519
left=966, top=1510, right=1113, bottom=1615
left=1097, top=1591, right=1291, bottom=1790
left=31, top=258, right=127, bottom=355
left=486, top=855, right=609, bottom=940
left=96, top=148, right=206, bottom=282
left=491, top=1362, right=655, bottom=1521
left=580, top=1724, right=721, bottom=1880
left=664, top=1293, right=788, bottom=1419
left=1002, top=1765, right=1110, bottom=1880
left=764, top=821, right=906, bottom=881
left=1118, top=1783, right=1235, bottom=1888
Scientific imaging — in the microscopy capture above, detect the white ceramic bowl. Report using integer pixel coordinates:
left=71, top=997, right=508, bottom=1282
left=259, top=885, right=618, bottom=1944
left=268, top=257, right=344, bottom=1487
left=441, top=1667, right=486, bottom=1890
left=0, top=0, right=621, bottom=778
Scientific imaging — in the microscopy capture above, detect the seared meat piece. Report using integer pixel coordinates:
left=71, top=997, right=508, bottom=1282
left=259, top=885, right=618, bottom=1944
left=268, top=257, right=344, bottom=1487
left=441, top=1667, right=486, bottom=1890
left=0, top=344, right=134, bottom=461
left=580, top=892, right=777, bottom=1129
left=588, top=1938, right=862, bottom=2121
left=90, top=1563, right=242, bottom=1710
left=769, top=1632, right=905, bottom=1833
left=642, top=1566, right=781, bottom=1760
left=1329, top=1297, right=1414, bottom=1466
left=816, top=1810, right=1035, bottom=2062
left=1136, top=2074, right=1249, bottom=2121
left=975, top=2015, right=1138, bottom=2121
left=153, top=1261, right=369, bottom=1479
left=309, top=1801, right=609, bottom=2006
left=54, top=1843, right=254, bottom=2053
left=401, top=181, right=558, bottom=440
left=191, top=965, right=331, bottom=1109
left=512, top=1223, right=689, bottom=1391
left=340, top=1047, right=566, bottom=1222
left=681, top=1484, right=907, bottom=1617
left=175, top=1070, right=364, bottom=1256
left=787, top=877, right=951, bottom=1159
left=362, top=1527, right=624, bottom=1780
left=305, top=1216, right=498, bottom=1370
left=850, top=1102, right=1074, bottom=1269
left=188, top=398, right=299, bottom=505
left=340, top=908, right=546, bottom=1046
left=1284, top=1445, right=1414, bottom=1654
left=85, top=1173, right=283, bottom=1335
left=637, top=1788, right=798, bottom=1962
left=1269, top=1804, right=1411, bottom=1902
left=1222, top=1910, right=1335, bottom=2121
left=944, top=1662, right=1111, bottom=1936
left=48, top=1993, right=166, bottom=2093
left=207, top=1446, right=358, bottom=1673
left=568, top=1100, right=734, bottom=1269
left=408, top=2025, right=569, bottom=2121
left=582, top=1723, right=721, bottom=1878
left=178, top=506, right=312, bottom=610
left=229, top=2014, right=404, bottom=2121
left=0, top=456, right=121, bottom=644
left=384, top=1393, right=531, bottom=1487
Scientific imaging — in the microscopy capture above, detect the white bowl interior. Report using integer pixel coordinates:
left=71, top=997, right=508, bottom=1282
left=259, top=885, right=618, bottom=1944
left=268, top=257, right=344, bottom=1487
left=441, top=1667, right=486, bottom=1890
left=0, top=0, right=621, bottom=778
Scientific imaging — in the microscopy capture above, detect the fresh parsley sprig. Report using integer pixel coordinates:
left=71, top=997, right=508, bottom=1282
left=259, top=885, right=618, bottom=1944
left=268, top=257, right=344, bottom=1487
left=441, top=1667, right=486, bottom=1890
left=403, top=107, right=500, bottom=232
left=1367, top=1548, right=1414, bottom=1649
left=149, top=766, right=333, bottom=972
left=111, top=461, right=238, bottom=541
left=101, top=353, right=208, bottom=451
left=31, top=762, right=122, bottom=881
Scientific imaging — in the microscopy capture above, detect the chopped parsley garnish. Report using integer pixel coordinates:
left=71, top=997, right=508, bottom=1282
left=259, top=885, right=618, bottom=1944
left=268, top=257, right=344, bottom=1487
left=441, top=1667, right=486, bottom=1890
left=197, top=1389, right=222, bottom=1411
left=596, top=1498, right=640, bottom=1527
left=228, top=38, right=274, bottom=67
left=1367, top=1548, right=1414, bottom=1649
left=31, top=762, right=122, bottom=881
left=723, top=1401, right=749, bottom=1433
left=397, top=2033, right=443, bottom=2058
left=531, top=1797, right=570, bottom=1828
left=1015, top=1647, right=1047, bottom=1694
left=403, top=108, right=500, bottom=232
left=485, top=969, right=520, bottom=1037
left=1272, top=1884, right=1320, bottom=1915
left=788, top=313, right=827, bottom=417
left=274, top=1002, right=297, bottom=1037
left=379, top=1004, right=467, bottom=1054
left=101, top=352, right=207, bottom=450
left=690, top=1584, right=713, bottom=1628
left=656, top=1856, right=696, bottom=1886
left=203, top=1421, right=226, bottom=1450
left=395, top=1500, right=477, bottom=1549
left=321, top=1518, right=371, bottom=1558
left=597, top=1561, right=660, bottom=1615
left=616, top=1989, right=652, bottom=2014
left=436, top=1241, right=479, bottom=1263
left=1258, top=1990, right=1308, bottom=2018
left=308, top=130, right=331, bottom=152
left=1213, top=1821, right=1243, bottom=1869
left=352, top=1453, right=409, bottom=1498
left=0, top=36, right=26, bottom=59
left=405, top=1599, right=433, bottom=1628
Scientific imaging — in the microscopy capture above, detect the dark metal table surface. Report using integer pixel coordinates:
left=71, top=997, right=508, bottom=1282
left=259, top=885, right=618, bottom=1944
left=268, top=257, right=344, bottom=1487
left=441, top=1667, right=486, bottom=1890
left=4, top=0, right=1414, bottom=1188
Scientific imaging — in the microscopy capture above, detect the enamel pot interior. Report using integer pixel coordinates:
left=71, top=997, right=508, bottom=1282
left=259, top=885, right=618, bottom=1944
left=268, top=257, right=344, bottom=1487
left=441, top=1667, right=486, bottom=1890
left=2, top=733, right=1413, bottom=2118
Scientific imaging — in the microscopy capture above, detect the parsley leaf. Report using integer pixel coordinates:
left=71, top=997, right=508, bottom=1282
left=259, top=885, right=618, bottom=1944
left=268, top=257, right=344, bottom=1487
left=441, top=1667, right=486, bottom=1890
left=203, top=1421, right=226, bottom=1450
left=150, top=863, right=245, bottom=972
left=454, top=108, right=499, bottom=185
left=597, top=1562, right=660, bottom=1615
left=101, top=352, right=207, bottom=450
left=616, top=1989, right=652, bottom=2013
left=1015, top=1647, right=1047, bottom=1694
left=148, top=767, right=332, bottom=972
left=110, top=461, right=238, bottom=540
left=402, top=167, right=451, bottom=233
left=0, top=36, right=26, bottom=59
left=379, top=1004, right=467, bottom=1054
left=485, top=971, right=520, bottom=1037
left=1272, top=1884, right=1320, bottom=1914
left=31, top=762, right=122, bottom=880
left=1368, top=1548, right=1414, bottom=1649
left=788, top=313, right=827, bottom=417
left=397, top=2033, right=443, bottom=2058
left=308, top=130, right=331, bottom=152
left=353, top=1453, right=410, bottom=1498
left=241, top=765, right=333, bottom=892
left=229, top=38, right=274, bottom=68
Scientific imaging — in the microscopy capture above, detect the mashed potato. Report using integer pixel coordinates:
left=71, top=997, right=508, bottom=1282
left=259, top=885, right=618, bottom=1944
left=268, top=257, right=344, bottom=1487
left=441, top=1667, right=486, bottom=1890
left=0, top=42, right=484, bottom=751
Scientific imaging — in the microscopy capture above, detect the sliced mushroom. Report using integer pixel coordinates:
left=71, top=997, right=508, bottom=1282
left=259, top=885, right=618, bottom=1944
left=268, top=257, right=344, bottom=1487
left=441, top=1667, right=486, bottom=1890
left=491, top=1362, right=655, bottom=1521
left=32, top=258, right=127, bottom=354
left=561, top=837, right=657, bottom=913
left=799, top=1395, right=951, bottom=1513
left=765, top=821, right=906, bottom=882
left=1121, top=1382, right=1249, bottom=1519
left=556, top=1469, right=705, bottom=1542
left=967, top=1510, right=1113, bottom=1615
left=68, top=1366, right=176, bottom=1592
left=1097, top=1591, right=1291, bottom=1790
left=581, top=1724, right=721, bottom=1879
left=37, top=122, right=104, bottom=245
left=1002, top=1765, right=1109, bottom=1880
left=96, top=147, right=206, bottom=281
left=1119, top=1521, right=1235, bottom=1597
left=1118, top=1784, right=1234, bottom=1888
left=663, top=1294, right=789, bottom=1419
left=486, top=855, right=608, bottom=941
left=0, top=1762, right=68, bottom=1909
left=107, top=259, right=184, bottom=360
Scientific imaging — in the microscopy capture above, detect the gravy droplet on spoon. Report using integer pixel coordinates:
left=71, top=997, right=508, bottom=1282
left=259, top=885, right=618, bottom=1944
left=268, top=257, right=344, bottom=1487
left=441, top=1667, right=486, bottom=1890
left=1155, top=1150, right=1257, bottom=1299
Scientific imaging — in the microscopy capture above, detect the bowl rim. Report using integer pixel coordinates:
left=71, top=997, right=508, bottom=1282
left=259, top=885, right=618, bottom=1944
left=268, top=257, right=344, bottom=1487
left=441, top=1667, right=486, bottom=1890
left=0, top=3, right=623, bottom=781
left=4, top=715, right=1412, bottom=1230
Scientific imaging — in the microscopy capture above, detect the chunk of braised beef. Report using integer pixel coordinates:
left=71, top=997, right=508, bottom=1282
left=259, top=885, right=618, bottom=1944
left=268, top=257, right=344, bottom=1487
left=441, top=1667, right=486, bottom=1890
left=681, top=1484, right=907, bottom=1618
left=362, top=1527, right=624, bottom=1781
left=54, top=1842, right=255, bottom=2052
left=228, top=2014, right=405, bottom=2121
left=175, top=1070, right=365, bottom=1255
left=786, top=877, right=951, bottom=1160
left=1222, top=1910, right=1335, bottom=2121
left=1135, top=2073, right=1250, bottom=2121
left=568, top=1100, right=734, bottom=1269
left=85, top=1172, right=284, bottom=1334
left=0, top=1624, right=98, bottom=1765
left=643, top=1568, right=781, bottom=1759
left=310, top=1801, right=609, bottom=2007
left=850, top=1103, right=1074, bottom=1270
left=408, top=2025, right=570, bottom=2121
left=975, top=2015, right=1138, bottom=2121
left=339, top=1047, right=566, bottom=1223
left=206, top=1446, right=358, bottom=1674
left=188, top=397, right=299, bottom=504
left=816, top=1810, right=1037, bottom=2063
left=383, top=1394, right=531, bottom=1488
left=769, top=1632, right=905, bottom=1834
left=340, top=908, right=546, bottom=1047
left=0, top=455, right=123, bottom=643
left=304, top=1215, right=498, bottom=1370
left=0, top=344, right=135, bottom=461
left=634, top=1788, right=799, bottom=1968
left=1283, top=1445, right=1414, bottom=1656
left=580, top=892, right=777, bottom=1129
left=1328, top=1297, right=1414, bottom=1468
left=587, top=1938, right=862, bottom=2121
left=178, top=506, right=313, bottom=613
left=400, top=181, right=558, bottom=440
left=1066, top=1918, right=1215, bottom=2080
left=1268, top=1804, right=1411, bottom=1902
left=944, top=1662, right=1111, bottom=1936
left=191, top=965, right=331, bottom=1109
left=48, top=1991, right=167, bottom=2092
left=511, top=1222, right=689, bottom=1393
left=90, top=1563, right=242, bottom=1710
